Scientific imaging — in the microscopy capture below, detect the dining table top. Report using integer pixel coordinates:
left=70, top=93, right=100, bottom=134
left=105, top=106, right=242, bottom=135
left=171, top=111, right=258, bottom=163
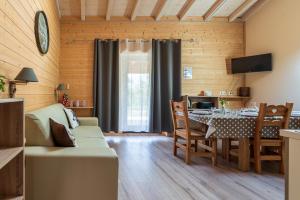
left=188, top=109, right=300, bottom=139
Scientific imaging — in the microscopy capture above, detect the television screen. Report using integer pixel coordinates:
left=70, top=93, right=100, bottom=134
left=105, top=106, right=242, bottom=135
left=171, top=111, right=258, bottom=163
left=231, top=53, right=272, bottom=74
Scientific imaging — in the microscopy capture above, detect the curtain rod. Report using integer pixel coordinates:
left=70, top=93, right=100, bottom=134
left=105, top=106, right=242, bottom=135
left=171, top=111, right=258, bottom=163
left=71, top=38, right=195, bottom=42
left=98, top=39, right=195, bottom=42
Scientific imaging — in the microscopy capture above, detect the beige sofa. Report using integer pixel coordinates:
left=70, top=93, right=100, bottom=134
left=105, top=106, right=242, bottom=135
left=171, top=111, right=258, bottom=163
left=25, top=104, right=118, bottom=200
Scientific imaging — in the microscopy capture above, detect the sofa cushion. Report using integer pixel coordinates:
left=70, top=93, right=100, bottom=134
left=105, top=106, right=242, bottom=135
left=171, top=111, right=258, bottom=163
left=50, top=118, right=77, bottom=147
left=75, top=137, right=109, bottom=148
left=63, top=108, right=79, bottom=129
left=71, top=126, right=108, bottom=148
left=71, top=126, right=105, bottom=139
left=25, top=104, right=70, bottom=146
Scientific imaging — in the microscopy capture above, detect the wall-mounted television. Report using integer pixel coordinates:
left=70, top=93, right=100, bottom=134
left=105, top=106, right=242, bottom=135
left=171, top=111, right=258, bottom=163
left=231, top=53, right=272, bottom=74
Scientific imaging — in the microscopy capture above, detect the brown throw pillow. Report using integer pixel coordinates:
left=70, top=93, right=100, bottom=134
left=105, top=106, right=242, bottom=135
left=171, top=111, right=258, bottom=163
left=50, top=118, right=77, bottom=147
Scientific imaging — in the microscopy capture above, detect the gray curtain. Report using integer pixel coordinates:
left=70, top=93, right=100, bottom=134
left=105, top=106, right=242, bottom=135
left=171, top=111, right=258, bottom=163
left=150, top=40, right=181, bottom=133
left=93, top=39, right=119, bottom=132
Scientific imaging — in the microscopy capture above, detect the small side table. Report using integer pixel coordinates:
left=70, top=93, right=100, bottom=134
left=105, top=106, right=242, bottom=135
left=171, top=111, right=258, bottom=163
left=68, top=106, right=94, bottom=117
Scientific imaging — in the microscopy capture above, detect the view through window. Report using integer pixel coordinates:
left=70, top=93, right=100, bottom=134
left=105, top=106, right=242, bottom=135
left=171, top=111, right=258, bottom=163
left=119, top=40, right=152, bottom=132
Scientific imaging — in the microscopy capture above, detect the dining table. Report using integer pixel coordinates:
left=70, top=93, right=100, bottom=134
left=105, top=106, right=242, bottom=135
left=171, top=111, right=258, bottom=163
left=188, top=110, right=300, bottom=171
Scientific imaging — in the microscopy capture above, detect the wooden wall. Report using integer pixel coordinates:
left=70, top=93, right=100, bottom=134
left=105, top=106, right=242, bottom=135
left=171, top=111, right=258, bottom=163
left=0, top=0, right=60, bottom=111
left=60, top=18, right=245, bottom=107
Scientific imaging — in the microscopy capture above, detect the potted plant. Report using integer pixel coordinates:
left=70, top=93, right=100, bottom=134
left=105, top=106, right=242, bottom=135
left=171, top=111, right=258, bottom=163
left=0, top=75, right=6, bottom=93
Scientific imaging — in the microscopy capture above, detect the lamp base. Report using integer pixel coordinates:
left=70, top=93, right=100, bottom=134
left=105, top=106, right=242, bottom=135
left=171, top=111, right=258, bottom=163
left=9, top=81, right=16, bottom=98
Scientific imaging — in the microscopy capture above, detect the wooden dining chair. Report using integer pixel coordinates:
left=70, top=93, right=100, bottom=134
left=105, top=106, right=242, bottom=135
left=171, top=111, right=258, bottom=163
left=253, top=103, right=293, bottom=173
left=170, top=99, right=217, bottom=166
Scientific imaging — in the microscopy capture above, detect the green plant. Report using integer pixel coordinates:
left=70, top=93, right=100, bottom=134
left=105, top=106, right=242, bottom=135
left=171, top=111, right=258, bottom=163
left=0, top=75, right=6, bottom=92
left=220, top=99, right=227, bottom=107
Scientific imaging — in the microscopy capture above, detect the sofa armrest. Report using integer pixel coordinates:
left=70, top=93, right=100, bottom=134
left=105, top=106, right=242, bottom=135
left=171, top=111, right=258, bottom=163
left=25, top=147, right=118, bottom=200
left=77, top=117, right=98, bottom=126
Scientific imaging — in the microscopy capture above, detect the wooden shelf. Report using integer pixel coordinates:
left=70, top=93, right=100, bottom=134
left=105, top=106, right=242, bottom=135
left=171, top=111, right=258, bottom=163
left=218, top=96, right=251, bottom=99
left=0, top=195, right=24, bottom=200
left=68, top=106, right=93, bottom=109
left=189, top=95, right=250, bottom=99
left=186, top=95, right=251, bottom=109
left=0, top=99, right=24, bottom=199
left=0, top=147, right=23, bottom=170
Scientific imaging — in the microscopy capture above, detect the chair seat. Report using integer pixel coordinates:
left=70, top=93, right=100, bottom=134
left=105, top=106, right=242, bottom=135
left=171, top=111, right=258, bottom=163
left=250, top=138, right=282, bottom=146
left=175, top=129, right=206, bottom=139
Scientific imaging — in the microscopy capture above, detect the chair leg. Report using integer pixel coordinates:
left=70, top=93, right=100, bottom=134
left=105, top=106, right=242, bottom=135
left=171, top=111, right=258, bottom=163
left=254, top=144, right=262, bottom=173
left=222, top=138, right=230, bottom=161
left=280, top=141, right=285, bottom=174
left=185, top=139, right=191, bottom=164
left=211, top=138, right=217, bottom=167
left=173, top=134, right=178, bottom=156
left=194, top=140, right=198, bottom=152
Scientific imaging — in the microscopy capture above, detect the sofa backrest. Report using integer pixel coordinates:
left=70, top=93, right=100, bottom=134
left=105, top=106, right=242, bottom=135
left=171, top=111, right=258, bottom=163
left=25, top=104, right=69, bottom=146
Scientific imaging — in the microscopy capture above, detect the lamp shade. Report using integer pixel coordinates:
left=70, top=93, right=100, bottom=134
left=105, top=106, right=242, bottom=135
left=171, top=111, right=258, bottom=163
left=56, top=84, right=65, bottom=91
left=15, top=67, right=38, bottom=82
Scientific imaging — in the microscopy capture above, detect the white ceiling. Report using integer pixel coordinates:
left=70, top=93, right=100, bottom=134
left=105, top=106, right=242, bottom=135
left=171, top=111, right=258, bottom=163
left=58, top=0, right=266, bottom=21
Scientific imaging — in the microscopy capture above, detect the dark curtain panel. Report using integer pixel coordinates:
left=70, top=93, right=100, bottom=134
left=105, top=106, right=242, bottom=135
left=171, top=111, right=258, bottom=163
left=93, top=39, right=119, bottom=132
left=150, top=40, right=181, bottom=133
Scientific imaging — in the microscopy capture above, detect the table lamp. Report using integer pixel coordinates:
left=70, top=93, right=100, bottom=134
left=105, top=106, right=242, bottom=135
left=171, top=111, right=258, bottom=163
left=56, top=83, right=66, bottom=102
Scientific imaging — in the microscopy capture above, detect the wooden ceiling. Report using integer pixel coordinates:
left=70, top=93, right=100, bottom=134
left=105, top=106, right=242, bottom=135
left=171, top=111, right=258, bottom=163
left=57, top=0, right=269, bottom=22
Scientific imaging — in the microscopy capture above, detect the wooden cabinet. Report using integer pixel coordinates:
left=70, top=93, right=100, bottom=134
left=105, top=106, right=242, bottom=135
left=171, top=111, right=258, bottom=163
left=280, top=129, right=300, bottom=200
left=0, top=99, right=24, bottom=199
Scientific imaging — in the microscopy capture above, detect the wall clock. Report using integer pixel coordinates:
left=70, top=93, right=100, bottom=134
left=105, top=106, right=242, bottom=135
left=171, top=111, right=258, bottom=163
left=35, top=11, right=49, bottom=54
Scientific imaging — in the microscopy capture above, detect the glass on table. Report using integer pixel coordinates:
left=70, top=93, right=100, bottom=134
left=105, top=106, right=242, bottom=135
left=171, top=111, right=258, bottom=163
left=228, top=108, right=242, bottom=116
left=210, top=107, right=217, bottom=113
left=248, top=102, right=258, bottom=112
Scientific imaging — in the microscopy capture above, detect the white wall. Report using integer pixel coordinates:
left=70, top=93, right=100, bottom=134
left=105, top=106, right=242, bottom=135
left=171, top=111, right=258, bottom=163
left=245, top=0, right=300, bottom=110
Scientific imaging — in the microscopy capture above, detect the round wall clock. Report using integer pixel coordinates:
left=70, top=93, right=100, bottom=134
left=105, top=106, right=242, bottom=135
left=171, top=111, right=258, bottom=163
left=34, top=11, right=49, bottom=54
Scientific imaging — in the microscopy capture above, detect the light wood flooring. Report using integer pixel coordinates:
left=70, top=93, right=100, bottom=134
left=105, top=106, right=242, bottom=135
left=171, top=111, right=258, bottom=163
left=106, top=135, right=284, bottom=200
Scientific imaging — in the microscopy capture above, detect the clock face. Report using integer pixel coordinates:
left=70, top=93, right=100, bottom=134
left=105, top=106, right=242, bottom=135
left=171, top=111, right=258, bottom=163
left=35, top=11, right=49, bottom=54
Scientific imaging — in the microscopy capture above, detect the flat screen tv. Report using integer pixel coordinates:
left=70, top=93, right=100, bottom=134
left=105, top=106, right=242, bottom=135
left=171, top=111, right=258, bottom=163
left=231, top=53, right=272, bottom=74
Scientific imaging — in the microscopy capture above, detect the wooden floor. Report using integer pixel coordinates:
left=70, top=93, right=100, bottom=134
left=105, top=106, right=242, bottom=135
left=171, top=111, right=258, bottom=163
left=106, top=135, right=284, bottom=200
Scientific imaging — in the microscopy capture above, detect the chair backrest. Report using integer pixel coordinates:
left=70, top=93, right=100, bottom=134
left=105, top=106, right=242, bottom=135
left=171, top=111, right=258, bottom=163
left=170, top=98, right=190, bottom=136
left=255, top=103, right=293, bottom=139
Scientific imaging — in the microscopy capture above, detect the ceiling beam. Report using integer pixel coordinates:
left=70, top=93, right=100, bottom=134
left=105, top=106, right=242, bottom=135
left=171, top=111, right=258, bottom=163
left=229, top=0, right=258, bottom=22
left=241, top=0, right=270, bottom=21
left=106, top=0, right=115, bottom=20
left=203, top=0, right=226, bottom=22
left=56, top=0, right=61, bottom=18
left=177, top=0, right=196, bottom=20
left=154, top=0, right=171, bottom=21
left=131, top=0, right=142, bottom=21
left=80, top=0, right=85, bottom=21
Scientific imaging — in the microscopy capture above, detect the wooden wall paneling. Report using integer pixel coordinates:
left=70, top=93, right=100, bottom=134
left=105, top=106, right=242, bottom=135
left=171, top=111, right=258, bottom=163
left=0, top=6, right=58, bottom=77
left=60, top=20, right=245, bottom=107
left=0, top=0, right=60, bottom=111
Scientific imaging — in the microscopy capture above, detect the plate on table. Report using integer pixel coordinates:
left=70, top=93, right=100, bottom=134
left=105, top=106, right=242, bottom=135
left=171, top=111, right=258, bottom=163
left=292, top=111, right=300, bottom=117
left=191, top=109, right=212, bottom=115
left=240, top=112, right=258, bottom=117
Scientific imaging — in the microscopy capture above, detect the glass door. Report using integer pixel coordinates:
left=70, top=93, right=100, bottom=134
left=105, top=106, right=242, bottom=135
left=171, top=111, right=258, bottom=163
left=119, top=40, right=152, bottom=132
